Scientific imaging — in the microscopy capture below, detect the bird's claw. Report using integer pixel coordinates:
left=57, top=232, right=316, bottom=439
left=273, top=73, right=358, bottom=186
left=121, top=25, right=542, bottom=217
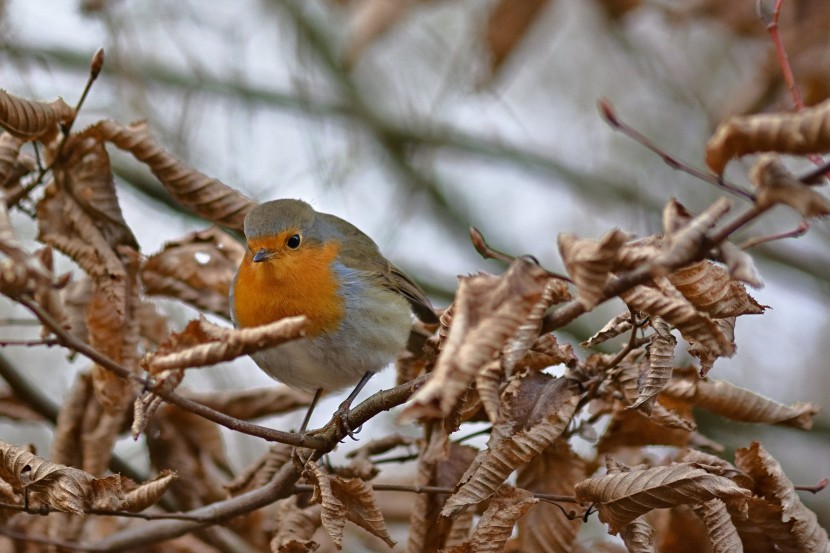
left=332, top=402, right=362, bottom=441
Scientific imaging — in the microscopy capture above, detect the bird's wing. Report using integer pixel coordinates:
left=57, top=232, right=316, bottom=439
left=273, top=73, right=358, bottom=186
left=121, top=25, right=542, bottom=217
left=321, top=213, right=439, bottom=324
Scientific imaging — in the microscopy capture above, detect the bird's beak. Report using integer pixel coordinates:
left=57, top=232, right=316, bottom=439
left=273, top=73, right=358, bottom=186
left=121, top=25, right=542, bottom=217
left=252, top=248, right=276, bottom=263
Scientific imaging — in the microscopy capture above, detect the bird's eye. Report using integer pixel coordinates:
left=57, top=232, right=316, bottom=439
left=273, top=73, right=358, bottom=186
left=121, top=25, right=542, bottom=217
left=286, top=233, right=301, bottom=249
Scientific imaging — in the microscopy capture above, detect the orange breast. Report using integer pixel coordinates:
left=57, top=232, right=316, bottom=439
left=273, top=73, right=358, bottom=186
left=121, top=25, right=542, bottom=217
left=233, top=241, right=344, bottom=336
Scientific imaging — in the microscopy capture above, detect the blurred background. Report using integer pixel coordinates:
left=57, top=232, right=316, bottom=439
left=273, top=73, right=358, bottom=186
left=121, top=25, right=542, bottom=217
left=0, top=0, right=828, bottom=536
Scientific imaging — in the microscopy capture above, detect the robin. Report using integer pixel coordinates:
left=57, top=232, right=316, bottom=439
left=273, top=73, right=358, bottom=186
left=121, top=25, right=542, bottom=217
left=230, top=199, right=438, bottom=436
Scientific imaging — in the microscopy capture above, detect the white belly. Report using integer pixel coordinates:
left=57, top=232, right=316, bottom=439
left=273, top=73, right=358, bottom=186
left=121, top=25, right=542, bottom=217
left=250, top=286, right=412, bottom=392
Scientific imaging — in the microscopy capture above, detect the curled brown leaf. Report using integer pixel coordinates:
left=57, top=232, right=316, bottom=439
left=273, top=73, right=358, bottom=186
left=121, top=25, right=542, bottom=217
left=442, top=374, right=580, bottom=517
left=83, top=120, right=256, bottom=230
left=122, top=470, right=177, bottom=513
left=270, top=496, right=322, bottom=553
left=691, top=499, right=744, bottom=553
left=304, top=461, right=395, bottom=548
left=558, top=228, right=630, bottom=310
left=620, top=517, right=656, bottom=553
left=142, top=227, right=244, bottom=319
left=630, top=317, right=676, bottom=414
left=667, top=261, right=765, bottom=318
left=446, top=485, right=538, bottom=553
left=749, top=154, right=830, bottom=218
left=621, top=278, right=734, bottom=357
left=706, top=97, right=830, bottom=175
left=0, top=440, right=124, bottom=515
left=53, top=133, right=138, bottom=249
left=582, top=311, right=634, bottom=349
left=735, top=442, right=830, bottom=552
left=664, top=376, right=819, bottom=429
left=574, top=463, right=750, bottom=534
left=0, top=89, right=74, bottom=140
left=517, top=441, right=586, bottom=552
left=142, top=316, right=307, bottom=373
left=401, top=259, right=553, bottom=422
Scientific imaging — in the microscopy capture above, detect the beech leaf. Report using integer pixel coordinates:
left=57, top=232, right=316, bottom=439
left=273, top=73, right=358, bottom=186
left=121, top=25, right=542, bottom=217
left=401, top=259, right=554, bottom=422
left=304, top=462, right=395, bottom=549
left=574, top=463, right=750, bottom=534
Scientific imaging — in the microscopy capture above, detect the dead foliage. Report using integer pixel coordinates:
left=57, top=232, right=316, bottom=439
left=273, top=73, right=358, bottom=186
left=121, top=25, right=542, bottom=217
left=0, top=15, right=828, bottom=552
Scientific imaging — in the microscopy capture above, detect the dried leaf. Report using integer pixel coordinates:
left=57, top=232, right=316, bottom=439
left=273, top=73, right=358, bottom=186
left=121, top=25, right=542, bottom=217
left=558, top=228, right=630, bottom=310
left=37, top=184, right=130, bottom=319
left=226, top=443, right=293, bottom=495
left=667, top=261, right=765, bottom=318
left=735, top=442, right=830, bottom=553
left=691, top=499, right=744, bottom=553
left=304, top=462, right=395, bottom=548
left=84, top=120, right=256, bottom=231
left=485, top=0, right=551, bottom=79
left=575, top=463, right=750, bottom=534
left=502, top=277, right=569, bottom=374
left=0, top=440, right=124, bottom=515
left=51, top=371, right=93, bottom=468
left=620, top=517, right=656, bottom=553
left=718, top=241, right=763, bottom=288
left=749, top=154, right=830, bottom=218
left=0, top=132, right=23, bottom=185
left=513, top=335, right=575, bottom=376
left=622, top=277, right=734, bottom=357
left=476, top=359, right=504, bottom=423
left=706, top=97, right=830, bottom=175
left=147, top=405, right=230, bottom=509
left=446, top=486, right=537, bottom=553
left=401, top=259, right=553, bottom=422
left=442, top=374, right=580, bottom=517
left=517, top=441, right=586, bottom=552
left=142, top=227, right=245, bottom=318
left=407, top=434, right=478, bottom=553
left=271, top=496, right=322, bottom=553
left=143, top=316, right=307, bottom=373
left=664, top=376, right=819, bottom=429
left=122, top=470, right=177, bottom=512
left=597, top=401, right=694, bottom=454
left=656, top=197, right=732, bottom=270
left=53, top=132, right=138, bottom=249
left=0, top=89, right=74, bottom=140
left=582, top=311, right=634, bottom=348
left=612, top=357, right=696, bottom=432
left=688, top=317, right=736, bottom=376
left=630, top=317, right=676, bottom=414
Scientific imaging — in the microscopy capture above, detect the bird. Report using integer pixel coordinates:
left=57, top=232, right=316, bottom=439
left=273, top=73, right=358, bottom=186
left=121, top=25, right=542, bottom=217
left=230, top=199, right=438, bottom=437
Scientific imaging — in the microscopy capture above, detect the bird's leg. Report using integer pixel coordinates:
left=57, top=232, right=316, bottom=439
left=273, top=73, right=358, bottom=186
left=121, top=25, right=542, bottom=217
left=299, top=388, right=323, bottom=434
left=332, top=371, right=373, bottom=440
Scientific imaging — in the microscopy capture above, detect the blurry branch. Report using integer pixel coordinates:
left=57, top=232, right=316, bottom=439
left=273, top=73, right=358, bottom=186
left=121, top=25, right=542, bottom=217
left=0, top=353, right=149, bottom=484
left=7, top=43, right=648, bottom=214
left=0, top=352, right=58, bottom=422
left=79, top=375, right=429, bottom=550
left=17, top=297, right=330, bottom=450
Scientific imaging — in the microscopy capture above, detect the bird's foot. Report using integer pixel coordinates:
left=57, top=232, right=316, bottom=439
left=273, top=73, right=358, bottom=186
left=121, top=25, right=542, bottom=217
left=331, top=399, right=363, bottom=441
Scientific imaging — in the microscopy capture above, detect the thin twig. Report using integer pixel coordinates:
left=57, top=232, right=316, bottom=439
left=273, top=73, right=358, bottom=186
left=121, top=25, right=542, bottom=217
left=794, top=478, right=828, bottom=494
left=469, top=226, right=572, bottom=281
left=598, top=99, right=755, bottom=201
left=759, top=0, right=829, bottom=173
left=739, top=220, right=809, bottom=250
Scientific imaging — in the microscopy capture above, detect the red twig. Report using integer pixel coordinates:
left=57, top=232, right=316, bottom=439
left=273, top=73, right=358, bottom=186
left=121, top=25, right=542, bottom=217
left=795, top=478, right=829, bottom=494
left=759, top=0, right=829, bottom=173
